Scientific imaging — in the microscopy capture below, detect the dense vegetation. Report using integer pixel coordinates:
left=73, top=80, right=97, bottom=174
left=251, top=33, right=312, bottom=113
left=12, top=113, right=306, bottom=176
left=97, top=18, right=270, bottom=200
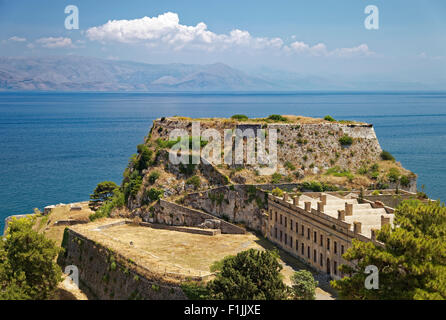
left=300, top=181, right=339, bottom=192
left=332, top=200, right=446, bottom=300
left=89, top=181, right=118, bottom=210
left=181, top=249, right=317, bottom=300
left=0, top=217, right=62, bottom=299
left=290, top=270, right=318, bottom=300
left=207, top=249, right=288, bottom=299
left=89, top=181, right=125, bottom=221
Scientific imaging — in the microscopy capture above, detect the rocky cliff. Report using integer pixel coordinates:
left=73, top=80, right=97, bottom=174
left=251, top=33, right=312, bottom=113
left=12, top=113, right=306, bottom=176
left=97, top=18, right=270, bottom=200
left=118, top=115, right=415, bottom=220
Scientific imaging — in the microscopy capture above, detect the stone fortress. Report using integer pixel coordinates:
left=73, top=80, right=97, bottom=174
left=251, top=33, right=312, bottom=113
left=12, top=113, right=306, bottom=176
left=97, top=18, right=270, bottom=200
left=121, top=115, right=419, bottom=281
left=10, top=115, right=424, bottom=299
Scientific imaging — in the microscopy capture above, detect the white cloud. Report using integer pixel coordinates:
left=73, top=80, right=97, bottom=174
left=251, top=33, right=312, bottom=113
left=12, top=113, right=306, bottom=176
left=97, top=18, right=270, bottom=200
left=8, top=36, right=27, bottom=42
left=288, top=41, right=328, bottom=56
left=86, top=12, right=373, bottom=57
left=86, top=12, right=282, bottom=52
left=330, top=44, right=374, bottom=57
left=36, top=37, right=73, bottom=48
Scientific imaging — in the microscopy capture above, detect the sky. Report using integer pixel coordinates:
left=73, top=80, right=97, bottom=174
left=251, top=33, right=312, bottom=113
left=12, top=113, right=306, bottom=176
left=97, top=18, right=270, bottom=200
left=0, top=0, right=445, bottom=88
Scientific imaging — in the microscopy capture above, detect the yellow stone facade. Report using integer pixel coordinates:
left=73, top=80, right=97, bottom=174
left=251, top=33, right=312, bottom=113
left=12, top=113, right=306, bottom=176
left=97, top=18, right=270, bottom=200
left=266, top=192, right=393, bottom=279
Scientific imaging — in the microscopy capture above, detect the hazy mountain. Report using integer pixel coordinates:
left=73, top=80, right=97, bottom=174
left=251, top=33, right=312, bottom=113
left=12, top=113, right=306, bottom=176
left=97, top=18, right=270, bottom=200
left=0, top=56, right=442, bottom=92
left=0, top=56, right=278, bottom=92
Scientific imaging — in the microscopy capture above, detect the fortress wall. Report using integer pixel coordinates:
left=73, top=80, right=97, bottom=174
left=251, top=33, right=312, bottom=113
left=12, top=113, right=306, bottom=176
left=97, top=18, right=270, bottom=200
left=154, top=199, right=246, bottom=234
left=183, top=185, right=268, bottom=233
left=150, top=119, right=383, bottom=172
left=58, top=228, right=187, bottom=300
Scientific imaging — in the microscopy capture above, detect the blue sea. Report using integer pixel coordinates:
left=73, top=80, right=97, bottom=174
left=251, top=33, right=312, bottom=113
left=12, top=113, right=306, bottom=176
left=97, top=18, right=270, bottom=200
left=1, top=92, right=446, bottom=230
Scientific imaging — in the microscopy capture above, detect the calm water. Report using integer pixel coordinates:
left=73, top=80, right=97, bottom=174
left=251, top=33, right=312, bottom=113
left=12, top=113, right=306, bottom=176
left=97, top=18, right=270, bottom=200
left=1, top=92, right=446, bottom=229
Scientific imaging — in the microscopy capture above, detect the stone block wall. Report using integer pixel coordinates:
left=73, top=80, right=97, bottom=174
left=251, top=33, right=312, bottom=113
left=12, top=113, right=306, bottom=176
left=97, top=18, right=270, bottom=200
left=153, top=199, right=246, bottom=234
left=150, top=118, right=383, bottom=173
left=182, top=185, right=268, bottom=234
left=58, top=228, right=187, bottom=300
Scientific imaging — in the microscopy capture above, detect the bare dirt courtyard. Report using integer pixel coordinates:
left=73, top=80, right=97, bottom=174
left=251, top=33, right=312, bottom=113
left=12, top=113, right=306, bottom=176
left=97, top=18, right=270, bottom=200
left=71, top=219, right=334, bottom=299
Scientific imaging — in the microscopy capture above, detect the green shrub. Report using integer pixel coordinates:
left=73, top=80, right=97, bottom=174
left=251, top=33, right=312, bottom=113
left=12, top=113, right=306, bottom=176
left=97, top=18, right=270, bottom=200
left=136, top=144, right=153, bottom=171
left=387, top=168, right=400, bottom=183
left=186, top=175, right=201, bottom=189
left=370, top=171, right=379, bottom=179
left=231, top=114, right=249, bottom=121
left=181, top=281, right=209, bottom=300
left=123, top=171, right=143, bottom=201
left=267, top=114, right=287, bottom=122
left=324, top=115, right=335, bottom=122
left=300, top=181, right=339, bottom=192
left=380, top=150, right=395, bottom=161
left=358, top=166, right=368, bottom=175
left=325, top=166, right=354, bottom=180
left=148, top=171, right=160, bottom=184
left=376, top=181, right=390, bottom=190
left=339, top=135, right=353, bottom=146
left=400, top=175, right=410, bottom=187
left=156, top=138, right=181, bottom=149
left=146, top=188, right=164, bottom=202
left=271, top=173, right=282, bottom=184
left=417, top=191, right=428, bottom=199
left=291, top=270, right=318, bottom=300
left=272, top=187, right=284, bottom=197
left=89, top=189, right=125, bottom=221
left=284, top=161, right=296, bottom=171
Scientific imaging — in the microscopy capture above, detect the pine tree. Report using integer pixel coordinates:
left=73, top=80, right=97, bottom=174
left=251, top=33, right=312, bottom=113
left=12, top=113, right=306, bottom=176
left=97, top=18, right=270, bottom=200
left=332, top=200, right=446, bottom=300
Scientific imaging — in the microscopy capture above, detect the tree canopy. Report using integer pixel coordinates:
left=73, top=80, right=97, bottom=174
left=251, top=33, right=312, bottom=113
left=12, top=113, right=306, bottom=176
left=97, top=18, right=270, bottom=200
left=0, top=216, right=62, bottom=300
left=89, top=181, right=118, bottom=210
left=207, top=249, right=288, bottom=300
left=332, top=200, right=446, bottom=300
left=291, top=270, right=318, bottom=300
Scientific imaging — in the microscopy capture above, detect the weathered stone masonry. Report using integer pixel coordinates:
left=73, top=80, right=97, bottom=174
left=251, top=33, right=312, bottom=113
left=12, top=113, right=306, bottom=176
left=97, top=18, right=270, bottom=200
left=266, top=192, right=392, bottom=280
left=59, top=227, right=187, bottom=300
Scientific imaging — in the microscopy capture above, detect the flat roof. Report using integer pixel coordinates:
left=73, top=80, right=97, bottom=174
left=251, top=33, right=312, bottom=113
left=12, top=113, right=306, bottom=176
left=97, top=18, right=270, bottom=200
left=70, top=219, right=303, bottom=283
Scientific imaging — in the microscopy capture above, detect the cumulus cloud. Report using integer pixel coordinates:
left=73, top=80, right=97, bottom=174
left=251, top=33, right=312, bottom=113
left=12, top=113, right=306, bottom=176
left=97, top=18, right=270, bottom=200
left=288, top=41, right=328, bottom=56
left=8, top=36, right=27, bottom=42
left=86, top=12, right=373, bottom=57
left=36, top=37, right=73, bottom=48
left=86, top=12, right=283, bottom=51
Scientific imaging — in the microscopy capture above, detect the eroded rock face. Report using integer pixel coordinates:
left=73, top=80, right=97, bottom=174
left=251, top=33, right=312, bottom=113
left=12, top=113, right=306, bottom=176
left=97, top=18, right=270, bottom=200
left=150, top=118, right=383, bottom=173
left=125, top=117, right=415, bottom=225
left=182, top=185, right=267, bottom=232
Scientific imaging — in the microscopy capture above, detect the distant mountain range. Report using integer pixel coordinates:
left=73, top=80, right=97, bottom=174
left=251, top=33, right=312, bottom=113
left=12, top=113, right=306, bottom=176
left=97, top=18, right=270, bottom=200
left=0, top=56, right=278, bottom=92
left=0, top=55, right=442, bottom=92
